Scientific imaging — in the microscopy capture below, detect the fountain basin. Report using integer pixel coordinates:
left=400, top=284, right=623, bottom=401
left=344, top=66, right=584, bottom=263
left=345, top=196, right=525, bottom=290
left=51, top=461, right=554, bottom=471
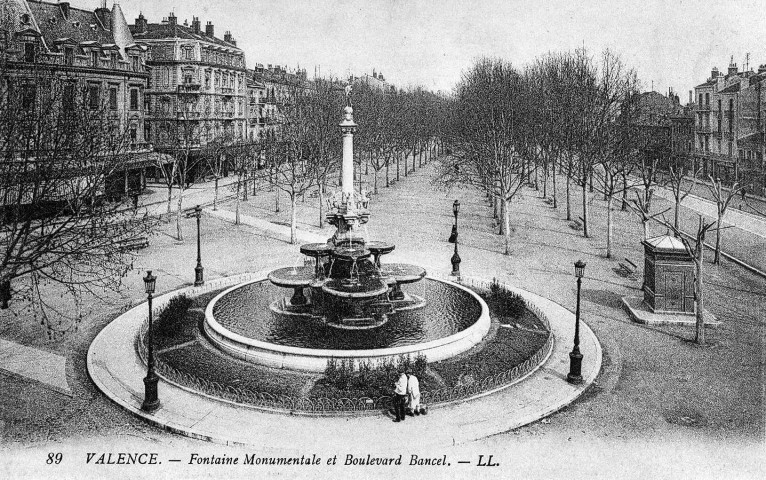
left=203, top=275, right=491, bottom=372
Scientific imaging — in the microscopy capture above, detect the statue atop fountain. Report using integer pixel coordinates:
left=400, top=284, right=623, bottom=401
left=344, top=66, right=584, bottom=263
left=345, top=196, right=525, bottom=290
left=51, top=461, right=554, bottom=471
left=267, top=102, right=426, bottom=328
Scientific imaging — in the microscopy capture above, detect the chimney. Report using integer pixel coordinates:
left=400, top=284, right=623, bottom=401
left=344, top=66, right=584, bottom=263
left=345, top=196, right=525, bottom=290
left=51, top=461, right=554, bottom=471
left=711, top=66, right=719, bottom=80
left=689, top=90, right=693, bottom=105
left=168, top=12, right=177, bottom=27
left=134, top=12, right=147, bottom=33
left=95, top=4, right=112, bottom=30
left=728, top=57, right=738, bottom=76
left=60, top=2, right=70, bottom=19
left=759, top=64, right=766, bottom=74
left=224, top=31, right=235, bottom=46
left=205, top=21, right=214, bottom=37
left=191, top=16, right=201, bottom=34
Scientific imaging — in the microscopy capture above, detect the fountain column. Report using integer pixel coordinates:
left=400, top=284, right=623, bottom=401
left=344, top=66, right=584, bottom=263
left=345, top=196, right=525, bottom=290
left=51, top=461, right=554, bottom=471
left=339, top=106, right=357, bottom=202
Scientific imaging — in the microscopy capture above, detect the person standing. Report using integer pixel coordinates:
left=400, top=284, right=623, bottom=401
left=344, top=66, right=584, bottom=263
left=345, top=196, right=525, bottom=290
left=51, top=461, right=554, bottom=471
left=406, top=371, right=421, bottom=416
left=393, top=371, right=408, bottom=422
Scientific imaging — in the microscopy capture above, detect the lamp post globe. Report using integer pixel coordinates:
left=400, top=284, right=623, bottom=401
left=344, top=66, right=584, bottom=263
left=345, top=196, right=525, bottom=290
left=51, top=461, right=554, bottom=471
left=141, top=270, right=161, bottom=412
left=567, top=260, right=586, bottom=384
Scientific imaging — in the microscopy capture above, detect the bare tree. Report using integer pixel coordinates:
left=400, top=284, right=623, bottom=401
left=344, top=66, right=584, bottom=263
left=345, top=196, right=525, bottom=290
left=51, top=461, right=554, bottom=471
left=666, top=216, right=718, bottom=345
left=0, top=72, right=155, bottom=334
left=661, top=154, right=701, bottom=231
left=708, top=175, right=740, bottom=265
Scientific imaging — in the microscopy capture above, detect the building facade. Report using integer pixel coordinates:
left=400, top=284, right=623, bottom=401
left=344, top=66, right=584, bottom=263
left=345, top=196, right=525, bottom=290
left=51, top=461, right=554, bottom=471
left=130, top=12, right=248, bottom=155
left=632, top=90, right=693, bottom=169
left=693, top=60, right=766, bottom=194
left=0, top=0, right=152, bottom=196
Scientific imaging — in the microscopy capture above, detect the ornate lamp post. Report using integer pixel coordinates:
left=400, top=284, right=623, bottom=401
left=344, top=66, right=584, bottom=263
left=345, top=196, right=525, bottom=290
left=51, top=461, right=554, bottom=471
left=567, top=260, right=586, bottom=385
left=450, top=200, right=461, bottom=276
left=186, top=205, right=204, bottom=286
left=141, top=271, right=160, bottom=412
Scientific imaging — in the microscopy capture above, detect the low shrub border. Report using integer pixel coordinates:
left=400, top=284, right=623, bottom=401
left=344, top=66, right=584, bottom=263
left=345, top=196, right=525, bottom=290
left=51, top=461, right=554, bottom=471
left=136, top=275, right=554, bottom=415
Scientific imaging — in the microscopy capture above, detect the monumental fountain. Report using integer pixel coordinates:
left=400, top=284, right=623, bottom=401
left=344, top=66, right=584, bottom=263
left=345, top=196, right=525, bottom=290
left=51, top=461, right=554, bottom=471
left=202, top=99, right=491, bottom=371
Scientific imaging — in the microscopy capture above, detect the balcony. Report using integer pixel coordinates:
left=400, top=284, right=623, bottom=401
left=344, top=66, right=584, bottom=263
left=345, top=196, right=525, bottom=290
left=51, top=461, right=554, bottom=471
left=695, top=104, right=710, bottom=112
left=177, top=111, right=202, bottom=119
left=177, top=83, right=202, bottom=93
left=220, top=87, right=235, bottom=96
left=696, top=125, right=711, bottom=133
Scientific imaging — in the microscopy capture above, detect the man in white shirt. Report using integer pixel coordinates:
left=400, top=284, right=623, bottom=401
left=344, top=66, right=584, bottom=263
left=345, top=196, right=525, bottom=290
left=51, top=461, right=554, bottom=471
left=393, top=371, right=408, bottom=422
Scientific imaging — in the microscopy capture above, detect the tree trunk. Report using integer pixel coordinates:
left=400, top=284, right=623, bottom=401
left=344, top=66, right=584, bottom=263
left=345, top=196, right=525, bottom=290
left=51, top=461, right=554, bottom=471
left=242, top=173, right=249, bottom=201
left=275, top=188, right=280, bottom=213
left=714, top=216, right=722, bottom=264
left=290, top=194, right=297, bottom=244
left=621, top=173, right=628, bottom=211
left=373, top=168, right=379, bottom=194
left=176, top=188, right=184, bottom=241
left=385, top=161, right=390, bottom=188
left=166, top=185, right=173, bottom=218
left=552, top=160, right=558, bottom=209
left=397, top=153, right=401, bottom=181
left=606, top=194, right=613, bottom=258
left=235, top=182, right=241, bottom=225
left=213, top=177, right=219, bottom=211
left=566, top=174, right=572, bottom=220
left=694, top=246, right=705, bottom=345
left=674, top=199, right=681, bottom=231
left=318, top=180, right=325, bottom=228
left=582, top=182, right=589, bottom=238
left=503, top=198, right=512, bottom=255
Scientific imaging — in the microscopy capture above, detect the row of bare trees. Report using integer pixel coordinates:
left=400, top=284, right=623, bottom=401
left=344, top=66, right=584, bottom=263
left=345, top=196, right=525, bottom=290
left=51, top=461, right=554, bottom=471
left=205, top=79, right=450, bottom=244
left=441, top=49, right=745, bottom=344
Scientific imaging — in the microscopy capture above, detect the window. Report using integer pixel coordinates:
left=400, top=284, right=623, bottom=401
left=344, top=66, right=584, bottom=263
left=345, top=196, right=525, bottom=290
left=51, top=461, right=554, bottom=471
left=64, top=47, right=74, bottom=65
left=24, top=42, right=35, bottom=62
left=130, top=126, right=137, bottom=143
left=88, top=84, right=100, bottom=109
left=21, top=84, right=36, bottom=109
left=699, top=93, right=703, bottom=105
left=63, top=83, right=76, bottom=111
left=705, top=93, right=710, bottom=106
left=130, top=88, right=139, bottom=110
left=182, top=46, right=194, bottom=61
left=109, top=87, right=118, bottom=110
left=91, top=50, right=99, bottom=67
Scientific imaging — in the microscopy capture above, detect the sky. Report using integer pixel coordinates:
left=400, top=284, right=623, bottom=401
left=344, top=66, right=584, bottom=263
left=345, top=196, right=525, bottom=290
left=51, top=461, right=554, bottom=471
left=114, top=0, right=766, bottom=97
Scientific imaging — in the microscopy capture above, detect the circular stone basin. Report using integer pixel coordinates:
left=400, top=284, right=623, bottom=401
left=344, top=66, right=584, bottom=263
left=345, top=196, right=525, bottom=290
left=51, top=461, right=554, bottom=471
left=299, top=243, right=333, bottom=258
left=379, top=263, right=427, bottom=284
left=204, top=276, right=491, bottom=372
left=366, top=241, right=395, bottom=256
left=267, top=266, right=315, bottom=288
left=322, top=277, right=389, bottom=298
left=332, top=247, right=370, bottom=260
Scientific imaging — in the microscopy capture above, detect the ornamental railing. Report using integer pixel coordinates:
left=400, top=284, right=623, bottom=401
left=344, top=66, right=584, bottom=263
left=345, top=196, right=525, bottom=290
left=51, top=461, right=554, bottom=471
left=135, top=276, right=553, bottom=414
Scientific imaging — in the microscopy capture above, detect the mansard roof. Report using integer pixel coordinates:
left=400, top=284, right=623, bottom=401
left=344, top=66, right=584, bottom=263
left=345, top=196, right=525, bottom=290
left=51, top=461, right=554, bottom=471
left=131, top=22, right=241, bottom=51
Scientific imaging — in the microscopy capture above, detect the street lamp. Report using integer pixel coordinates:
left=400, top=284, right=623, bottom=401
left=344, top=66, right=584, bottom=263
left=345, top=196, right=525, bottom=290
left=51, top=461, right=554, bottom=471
left=186, top=205, right=204, bottom=286
left=450, top=200, right=461, bottom=276
left=567, top=260, right=586, bottom=385
left=141, top=270, right=160, bottom=412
